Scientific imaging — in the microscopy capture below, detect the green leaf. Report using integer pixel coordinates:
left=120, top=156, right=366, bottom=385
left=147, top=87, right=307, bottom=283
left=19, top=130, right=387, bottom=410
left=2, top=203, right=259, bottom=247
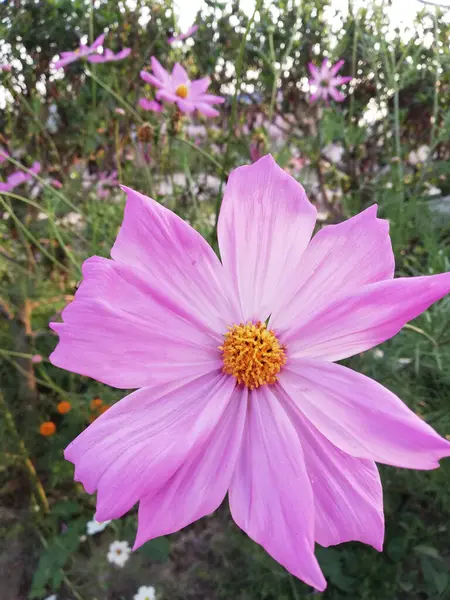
left=137, top=536, right=170, bottom=562
left=29, top=519, right=85, bottom=598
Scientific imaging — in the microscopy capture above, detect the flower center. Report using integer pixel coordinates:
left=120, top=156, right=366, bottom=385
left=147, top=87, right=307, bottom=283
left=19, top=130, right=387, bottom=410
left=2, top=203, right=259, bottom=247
left=320, top=79, right=329, bottom=88
left=175, top=84, right=189, bottom=98
left=219, top=321, right=286, bottom=390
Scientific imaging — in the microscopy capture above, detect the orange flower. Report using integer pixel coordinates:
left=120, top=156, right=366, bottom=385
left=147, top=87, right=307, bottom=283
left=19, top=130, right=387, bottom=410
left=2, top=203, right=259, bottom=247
left=39, top=421, right=56, bottom=436
left=57, top=400, right=72, bottom=414
left=90, top=397, right=103, bottom=411
left=99, top=404, right=111, bottom=414
left=88, top=414, right=97, bottom=424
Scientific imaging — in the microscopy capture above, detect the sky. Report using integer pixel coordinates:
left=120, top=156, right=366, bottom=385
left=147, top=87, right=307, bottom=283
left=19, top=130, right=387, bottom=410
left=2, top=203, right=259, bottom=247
left=174, top=0, right=450, bottom=30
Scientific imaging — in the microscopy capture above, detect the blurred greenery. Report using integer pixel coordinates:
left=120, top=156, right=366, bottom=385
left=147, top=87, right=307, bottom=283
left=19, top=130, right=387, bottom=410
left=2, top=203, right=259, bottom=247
left=1, top=0, right=450, bottom=599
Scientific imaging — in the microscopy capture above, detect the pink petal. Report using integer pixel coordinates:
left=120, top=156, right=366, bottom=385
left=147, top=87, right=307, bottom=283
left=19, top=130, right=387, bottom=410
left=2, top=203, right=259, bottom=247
left=134, top=385, right=247, bottom=546
left=285, top=272, right=450, bottom=361
left=150, top=56, right=171, bottom=85
left=309, top=90, right=321, bottom=103
left=140, top=71, right=163, bottom=88
left=90, top=33, right=106, bottom=51
left=176, top=98, right=196, bottom=114
left=138, top=98, right=162, bottom=112
left=115, top=47, right=131, bottom=60
left=195, top=103, right=220, bottom=117
left=111, top=186, right=239, bottom=333
left=273, top=205, right=394, bottom=331
left=197, top=93, right=225, bottom=105
left=189, top=77, right=211, bottom=97
left=172, top=63, right=189, bottom=87
left=308, top=62, right=320, bottom=78
left=280, top=358, right=450, bottom=470
left=50, top=256, right=223, bottom=388
left=229, top=386, right=326, bottom=591
left=282, top=393, right=384, bottom=550
left=64, top=371, right=236, bottom=521
left=333, top=75, right=352, bottom=86
left=328, top=86, right=345, bottom=102
left=155, top=89, right=178, bottom=104
left=53, top=55, right=78, bottom=69
left=217, top=154, right=317, bottom=322
left=330, top=59, right=345, bottom=76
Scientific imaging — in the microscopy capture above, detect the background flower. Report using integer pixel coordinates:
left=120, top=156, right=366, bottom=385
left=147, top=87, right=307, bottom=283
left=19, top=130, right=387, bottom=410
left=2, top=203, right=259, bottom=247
left=140, top=57, right=224, bottom=117
left=308, top=59, right=352, bottom=102
left=134, top=585, right=157, bottom=600
left=107, top=540, right=131, bottom=567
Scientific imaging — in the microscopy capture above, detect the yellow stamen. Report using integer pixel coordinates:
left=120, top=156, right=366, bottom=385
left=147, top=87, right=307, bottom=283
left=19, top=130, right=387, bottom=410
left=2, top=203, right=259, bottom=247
left=175, top=84, right=189, bottom=98
left=219, top=321, right=286, bottom=390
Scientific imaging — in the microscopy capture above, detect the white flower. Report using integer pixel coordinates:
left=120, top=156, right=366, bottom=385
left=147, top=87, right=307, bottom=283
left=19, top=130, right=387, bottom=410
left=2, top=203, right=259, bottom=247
left=408, top=145, right=430, bottom=165
left=107, top=540, right=131, bottom=568
left=323, top=143, right=345, bottom=164
left=385, top=182, right=393, bottom=189
left=426, top=185, right=441, bottom=196
left=87, top=518, right=111, bottom=535
left=134, top=586, right=157, bottom=600
left=57, top=212, right=84, bottom=229
left=372, top=349, right=384, bottom=359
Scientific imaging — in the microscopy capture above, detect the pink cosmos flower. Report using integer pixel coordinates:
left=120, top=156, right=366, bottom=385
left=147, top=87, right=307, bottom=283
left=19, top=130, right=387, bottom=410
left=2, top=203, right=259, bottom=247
left=168, top=24, right=199, bottom=44
left=52, top=34, right=105, bottom=69
left=140, top=57, right=224, bottom=117
left=50, top=155, right=450, bottom=592
left=138, top=98, right=163, bottom=113
left=308, top=59, right=352, bottom=103
left=88, top=48, right=131, bottom=63
left=0, top=161, right=41, bottom=192
left=0, top=63, right=12, bottom=72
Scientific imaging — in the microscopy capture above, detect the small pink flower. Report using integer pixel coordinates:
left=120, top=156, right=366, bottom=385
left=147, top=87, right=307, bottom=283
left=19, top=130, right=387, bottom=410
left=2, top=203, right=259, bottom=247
left=168, top=24, right=199, bottom=44
left=88, top=48, right=131, bottom=63
left=96, top=171, right=119, bottom=199
left=51, top=155, right=450, bottom=592
left=0, top=63, right=12, bottom=72
left=140, top=57, right=224, bottom=117
left=0, top=161, right=41, bottom=192
left=308, top=59, right=352, bottom=103
left=31, top=354, right=43, bottom=364
left=114, top=108, right=126, bottom=116
left=138, top=98, right=163, bottom=113
left=50, top=179, right=63, bottom=189
left=52, top=34, right=105, bottom=69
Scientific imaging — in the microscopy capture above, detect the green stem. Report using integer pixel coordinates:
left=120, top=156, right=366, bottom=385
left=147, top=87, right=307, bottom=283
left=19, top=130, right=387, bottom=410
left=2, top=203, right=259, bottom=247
left=85, top=68, right=143, bottom=122
left=0, top=195, right=71, bottom=273
left=12, top=89, right=62, bottom=164
left=0, top=392, right=50, bottom=514
left=174, top=137, right=224, bottom=172
left=0, top=350, right=67, bottom=397
left=403, top=323, right=438, bottom=347
left=89, top=0, right=97, bottom=111
left=430, top=6, right=440, bottom=152
left=37, top=533, right=86, bottom=600
left=349, top=7, right=359, bottom=122
left=269, top=2, right=301, bottom=120
left=0, top=191, right=81, bottom=272
left=2, top=155, right=85, bottom=217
